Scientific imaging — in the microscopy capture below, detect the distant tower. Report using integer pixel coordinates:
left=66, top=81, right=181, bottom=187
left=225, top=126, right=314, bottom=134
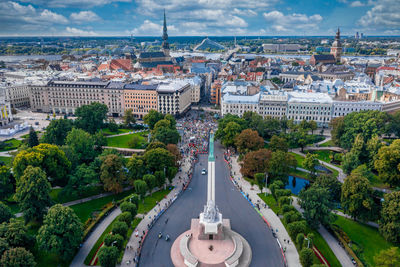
left=330, top=27, right=342, bottom=63
left=162, top=9, right=170, bottom=57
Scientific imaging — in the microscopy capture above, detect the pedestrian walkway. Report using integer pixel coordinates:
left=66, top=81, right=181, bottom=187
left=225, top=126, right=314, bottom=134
left=229, top=155, right=300, bottom=267
left=334, top=210, right=379, bottom=228
left=118, top=154, right=193, bottom=266
left=70, top=207, right=122, bottom=267
left=291, top=197, right=354, bottom=267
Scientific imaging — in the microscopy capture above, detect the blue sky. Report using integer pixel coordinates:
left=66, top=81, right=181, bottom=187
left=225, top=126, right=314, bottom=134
left=0, top=0, right=398, bottom=36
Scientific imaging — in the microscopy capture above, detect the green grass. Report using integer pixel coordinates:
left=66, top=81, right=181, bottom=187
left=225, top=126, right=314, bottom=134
left=289, top=168, right=309, bottom=179
left=290, top=152, right=305, bottom=168
left=258, top=193, right=280, bottom=214
left=100, top=128, right=132, bottom=136
left=333, top=215, right=398, bottom=266
left=368, top=173, right=389, bottom=189
left=319, top=140, right=335, bottom=147
left=0, top=156, right=13, bottom=166
left=310, top=229, right=341, bottom=267
left=49, top=186, right=105, bottom=204
left=70, top=190, right=134, bottom=223
left=0, top=138, right=22, bottom=151
left=137, top=188, right=173, bottom=214
left=106, top=131, right=148, bottom=149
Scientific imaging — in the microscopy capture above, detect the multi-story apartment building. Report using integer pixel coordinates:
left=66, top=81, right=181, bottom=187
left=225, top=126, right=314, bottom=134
left=123, top=84, right=158, bottom=119
left=332, top=101, right=382, bottom=118
left=1, top=84, right=31, bottom=108
left=30, top=80, right=124, bottom=116
left=210, top=80, right=222, bottom=105
left=259, top=92, right=288, bottom=118
left=157, top=81, right=192, bottom=116
left=287, top=92, right=333, bottom=127
left=221, top=93, right=260, bottom=117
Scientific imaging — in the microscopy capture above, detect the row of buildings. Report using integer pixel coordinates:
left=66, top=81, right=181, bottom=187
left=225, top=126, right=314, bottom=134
left=220, top=80, right=398, bottom=127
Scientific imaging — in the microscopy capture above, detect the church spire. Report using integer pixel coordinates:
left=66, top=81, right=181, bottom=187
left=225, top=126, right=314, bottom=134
left=162, top=9, right=170, bottom=54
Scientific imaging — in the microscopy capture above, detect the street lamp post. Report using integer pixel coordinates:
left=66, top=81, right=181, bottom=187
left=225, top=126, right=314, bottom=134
left=304, top=237, right=310, bottom=248
left=265, top=172, right=268, bottom=196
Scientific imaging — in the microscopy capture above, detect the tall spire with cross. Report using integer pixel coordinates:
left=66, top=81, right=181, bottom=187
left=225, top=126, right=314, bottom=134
left=162, top=9, right=170, bottom=55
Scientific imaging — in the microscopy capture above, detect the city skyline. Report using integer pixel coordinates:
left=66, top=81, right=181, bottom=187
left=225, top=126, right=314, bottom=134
left=0, top=0, right=399, bottom=37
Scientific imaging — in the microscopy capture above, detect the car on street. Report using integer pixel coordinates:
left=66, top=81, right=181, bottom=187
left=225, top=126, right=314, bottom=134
left=201, top=168, right=206, bottom=175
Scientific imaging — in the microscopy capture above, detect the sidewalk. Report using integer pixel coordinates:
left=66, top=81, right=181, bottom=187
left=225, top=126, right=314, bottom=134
left=291, top=197, right=354, bottom=267
left=118, top=154, right=194, bottom=266
left=229, top=155, right=300, bottom=267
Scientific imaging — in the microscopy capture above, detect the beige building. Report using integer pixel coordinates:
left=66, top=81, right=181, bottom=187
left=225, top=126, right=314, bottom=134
left=123, top=84, right=158, bottom=119
left=2, top=84, right=31, bottom=108
left=259, top=93, right=288, bottom=118
left=157, top=81, right=192, bottom=116
left=29, top=80, right=124, bottom=116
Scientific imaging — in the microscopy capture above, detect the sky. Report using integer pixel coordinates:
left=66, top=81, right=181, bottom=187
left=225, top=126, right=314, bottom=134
left=0, top=0, right=399, bottom=37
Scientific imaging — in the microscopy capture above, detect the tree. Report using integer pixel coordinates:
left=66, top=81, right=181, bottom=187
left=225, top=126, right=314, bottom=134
left=27, top=127, right=39, bottom=148
left=342, top=150, right=361, bottom=175
left=240, top=149, right=271, bottom=178
left=153, top=126, right=180, bottom=145
left=303, top=153, right=319, bottom=179
left=297, top=233, right=305, bottom=250
left=118, top=212, right=133, bottom=227
left=0, top=218, right=32, bottom=249
left=374, top=247, right=400, bottom=267
left=269, top=135, right=288, bottom=152
left=167, top=166, right=178, bottom=184
left=42, top=119, right=73, bottom=146
left=111, top=221, right=128, bottom=237
left=299, top=186, right=334, bottom=229
left=143, top=147, right=174, bottom=172
left=107, top=119, right=119, bottom=133
left=126, top=155, right=144, bottom=183
left=379, top=191, right=400, bottom=243
left=300, top=248, right=314, bottom=267
left=0, top=247, right=36, bottom=267
left=134, top=180, right=147, bottom=201
left=166, top=144, right=181, bottom=166
left=268, top=151, right=296, bottom=184
left=120, top=202, right=137, bottom=218
left=309, top=120, right=317, bottom=135
left=145, top=141, right=166, bottom=151
left=0, top=238, right=8, bottom=258
left=104, top=234, right=124, bottom=250
left=75, top=102, right=108, bottom=134
left=0, top=202, right=13, bottom=224
left=93, top=131, right=107, bottom=153
left=254, top=173, right=265, bottom=193
left=375, top=139, right=400, bottom=187
left=222, top=121, right=242, bottom=148
left=366, top=134, right=383, bottom=168
left=100, top=154, right=126, bottom=194
left=63, top=163, right=98, bottom=198
left=13, top=143, right=71, bottom=186
left=287, top=220, right=307, bottom=240
left=0, top=166, right=13, bottom=201
left=143, top=174, right=156, bottom=195
left=341, top=170, right=374, bottom=221
left=235, top=129, right=264, bottom=154
left=155, top=170, right=166, bottom=188
left=98, top=246, right=119, bottom=267
left=37, top=204, right=82, bottom=261
left=123, top=109, right=136, bottom=127
left=65, top=128, right=96, bottom=164
left=15, top=166, right=52, bottom=222
left=313, top=174, right=341, bottom=202
left=143, top=110, right=164, bottom=130
left=127, top=135, right=141, bottom=149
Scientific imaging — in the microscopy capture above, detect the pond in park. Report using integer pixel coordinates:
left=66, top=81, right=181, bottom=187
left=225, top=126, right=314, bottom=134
left=285, top=176, right=310, bottom=195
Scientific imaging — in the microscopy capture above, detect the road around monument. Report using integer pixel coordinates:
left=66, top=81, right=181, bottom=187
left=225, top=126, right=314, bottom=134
left=138, top=141, right=285, bottom=267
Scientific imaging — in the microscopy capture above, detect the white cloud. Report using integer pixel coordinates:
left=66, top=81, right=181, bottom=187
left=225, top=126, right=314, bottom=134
left=130, top=19, right=178, bottom=36
left=263, top=11, right=323, bottom=32
left=232, top=8, right=257, bottom=17
left=358, top=0, right=400, bottom=30
left=19, top=0, right=131, bottom=8
left=70, top=11, right=101, bottom=23
left=350, top=1, right=365, bottom=6
left=65, top=27, right=98, bottom=36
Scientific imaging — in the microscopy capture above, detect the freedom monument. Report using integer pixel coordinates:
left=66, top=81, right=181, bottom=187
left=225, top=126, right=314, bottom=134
left=171, top=131, right=252, bottom=267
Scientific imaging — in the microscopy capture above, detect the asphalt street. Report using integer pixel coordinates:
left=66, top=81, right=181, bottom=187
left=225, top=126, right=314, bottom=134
left=139, top=141, right=284, bottom=267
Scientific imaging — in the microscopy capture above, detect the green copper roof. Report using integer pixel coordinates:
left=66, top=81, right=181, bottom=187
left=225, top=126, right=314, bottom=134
left=208, top=132, right=215, bottom=162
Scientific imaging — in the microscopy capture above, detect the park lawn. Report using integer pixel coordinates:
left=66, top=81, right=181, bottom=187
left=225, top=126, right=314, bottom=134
left=289, top=168, right=309, bottom=180
left=49, top=186, right=105, bottom=204
left=290, top=152, right=305, bottom=168
left=106, top=132, right=148, bottom=149
left=0, top=138, right=22, bottom=151
left=258, top=193, right=280, bottom=215
left=332, top=215, right=398, bottom=266
left=319, top=140, right=335, bottom=147
left=310, top=229, right=341, bottom=267
left=70, top=190, right=134, bottom=223
left=137, top=188, right=173, bottom=214
left=101, top=128, right=132, bottom=136
left=0, top=156, right=13, bottom=166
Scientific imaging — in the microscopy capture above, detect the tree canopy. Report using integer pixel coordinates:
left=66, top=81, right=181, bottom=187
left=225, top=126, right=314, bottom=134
left=100, top=154, right=126, bottom=194
left=240, top=149, right=271, bottom=178
left=379, top=191, right=400, bottom=243
left=75, top=102, right=108, bottom=134
left=41, top=119, right=73, bottom=146
left=235, top=129, right=264, bottom=154
left=375, top=139, right=400, bottom=187
left=143, top=110, right=164, bottom=130
left=65, top=128, right=96, bottom=164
